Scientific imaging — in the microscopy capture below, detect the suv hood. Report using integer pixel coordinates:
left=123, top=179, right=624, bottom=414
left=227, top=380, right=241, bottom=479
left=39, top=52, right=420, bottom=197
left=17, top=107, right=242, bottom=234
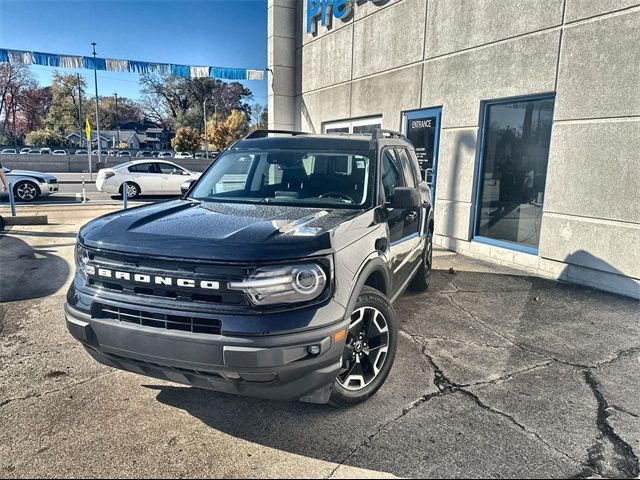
left=80, top=199, right=364, bottom=261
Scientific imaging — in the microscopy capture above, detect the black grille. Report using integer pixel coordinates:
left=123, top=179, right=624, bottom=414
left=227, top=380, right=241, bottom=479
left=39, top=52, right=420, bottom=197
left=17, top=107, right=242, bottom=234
left=95, top=304, right=222, bottom=335
left=85, top=249, right=249, bottom=307
left=48, top=179, right=58, bottom=184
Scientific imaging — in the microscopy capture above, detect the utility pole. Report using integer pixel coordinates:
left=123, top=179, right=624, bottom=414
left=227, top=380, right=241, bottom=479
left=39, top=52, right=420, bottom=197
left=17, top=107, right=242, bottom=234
left=91, top=42, right=101, bottom=178
left=77, top=74, right=83, bottom=147
left=203, top=98, right=208, bottom=160
left=114, top=92, right=120, bottom=150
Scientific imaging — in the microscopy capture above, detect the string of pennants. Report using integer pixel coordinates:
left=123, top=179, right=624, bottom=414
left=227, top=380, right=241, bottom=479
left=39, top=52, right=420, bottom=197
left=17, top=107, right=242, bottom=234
left=0, top=48, right=265, bottom=81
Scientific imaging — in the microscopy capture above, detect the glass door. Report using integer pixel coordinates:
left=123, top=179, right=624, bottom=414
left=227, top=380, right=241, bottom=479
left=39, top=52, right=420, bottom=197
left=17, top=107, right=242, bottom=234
left=403, top=107, right=442, bottom=202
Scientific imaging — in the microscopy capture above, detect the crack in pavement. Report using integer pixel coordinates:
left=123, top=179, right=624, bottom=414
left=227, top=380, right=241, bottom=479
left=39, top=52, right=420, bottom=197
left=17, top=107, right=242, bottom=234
left=578, top=371, right=640, bottom=479
left=401, top=331, right=588, bottom=468
left=0, top=370, right=115, bottom=408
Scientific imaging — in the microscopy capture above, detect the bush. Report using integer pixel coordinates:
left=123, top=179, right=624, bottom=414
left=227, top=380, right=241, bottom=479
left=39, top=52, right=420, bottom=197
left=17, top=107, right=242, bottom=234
left=25, top=129, right=69, bottom=147
left=171, top=127, right=202, bottom=154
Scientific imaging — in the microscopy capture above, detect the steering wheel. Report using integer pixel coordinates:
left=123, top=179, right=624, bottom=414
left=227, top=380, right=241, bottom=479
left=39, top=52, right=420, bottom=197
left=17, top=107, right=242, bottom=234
left=318, top=192, right=356, bottom=204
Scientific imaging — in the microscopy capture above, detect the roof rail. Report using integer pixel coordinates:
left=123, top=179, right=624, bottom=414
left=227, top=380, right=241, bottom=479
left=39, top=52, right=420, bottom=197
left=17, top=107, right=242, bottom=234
left=371, top=129, right=407, bottom=140
left=243, top=129, right=310, bottom=139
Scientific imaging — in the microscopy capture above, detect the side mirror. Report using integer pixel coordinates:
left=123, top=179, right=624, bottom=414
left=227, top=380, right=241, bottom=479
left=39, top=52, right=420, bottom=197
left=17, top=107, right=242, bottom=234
left=181, top=179, right=196, bottom=196
left=390, top=187, right=421, bottom=209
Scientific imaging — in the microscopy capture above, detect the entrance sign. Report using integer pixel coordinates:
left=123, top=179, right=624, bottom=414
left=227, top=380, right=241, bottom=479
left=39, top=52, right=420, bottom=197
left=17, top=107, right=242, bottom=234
left=403, top=107, right=442, bottom=203
left=307, top=0, right=385, bottom=34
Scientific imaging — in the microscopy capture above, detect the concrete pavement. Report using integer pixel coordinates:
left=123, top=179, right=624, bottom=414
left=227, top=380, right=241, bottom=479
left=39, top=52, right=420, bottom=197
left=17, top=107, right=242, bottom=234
left=1, top=204, right=639, bottom=478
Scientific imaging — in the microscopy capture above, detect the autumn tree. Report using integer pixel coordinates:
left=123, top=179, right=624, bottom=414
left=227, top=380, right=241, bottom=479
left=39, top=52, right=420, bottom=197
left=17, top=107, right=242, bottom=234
left=98, top=96, right=143, bottom=130
left=25, top=128, right=69, bottom=147
left=207, top=109, right=249, bottom=150
left=171, top=126, right=202, bottom=154
left=0, top=63, right=36, bottom=144
left=43, top=72, right=87, bottom=136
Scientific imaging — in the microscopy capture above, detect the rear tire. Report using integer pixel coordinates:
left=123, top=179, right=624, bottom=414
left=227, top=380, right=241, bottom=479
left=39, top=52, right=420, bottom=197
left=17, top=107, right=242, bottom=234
left=329, top=286, right=398, bottom=407
left=14, top=181, right=40, bottom=202
left=119, top=182, right=140, bottom=199
left=409, top=229, right=433, bottom=292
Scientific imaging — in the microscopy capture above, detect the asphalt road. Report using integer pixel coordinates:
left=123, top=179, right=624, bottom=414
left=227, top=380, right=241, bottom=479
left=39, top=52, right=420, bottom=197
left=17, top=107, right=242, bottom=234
left=1, top=205, right=639, bottom=478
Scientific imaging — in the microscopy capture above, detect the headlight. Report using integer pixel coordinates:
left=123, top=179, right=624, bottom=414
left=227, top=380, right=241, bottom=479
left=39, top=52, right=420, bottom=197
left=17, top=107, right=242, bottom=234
left=74, top=243, right=91, bottom=280
left=229, top=263, right=327, bottom=306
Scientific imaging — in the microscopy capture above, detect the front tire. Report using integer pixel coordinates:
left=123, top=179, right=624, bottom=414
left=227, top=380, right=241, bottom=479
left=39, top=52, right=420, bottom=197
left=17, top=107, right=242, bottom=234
left=409, top=229, right=433, bottom=292
left=329, top=286, right=398, bottom=407
left=14, top=181, right=40, bottom=202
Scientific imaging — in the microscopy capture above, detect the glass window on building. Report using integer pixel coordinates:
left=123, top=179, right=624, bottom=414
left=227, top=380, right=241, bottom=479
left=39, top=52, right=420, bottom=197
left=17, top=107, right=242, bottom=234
left=324, top=116, right=382, bottom=135
left=475, top=95, right=555, bottom=251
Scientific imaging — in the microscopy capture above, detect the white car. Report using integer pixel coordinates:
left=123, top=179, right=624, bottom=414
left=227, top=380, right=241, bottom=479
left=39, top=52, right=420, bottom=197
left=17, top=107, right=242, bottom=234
left=52, top=150, right=67, bottom=155
left=1, top=166, right=59, bottom=201
left=1, top=148, right=17, bottom=155
left=19, top=148, right=31, bottom=154
left=158, top=151, right=173, bottom=158
left=174, top=151, right=193, bottom=158
left=95, top=160, right=200, bottom=198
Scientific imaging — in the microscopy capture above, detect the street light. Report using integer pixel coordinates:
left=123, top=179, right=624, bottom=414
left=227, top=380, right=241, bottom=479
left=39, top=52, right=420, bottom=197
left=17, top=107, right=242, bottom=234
left=203, top=99, right=209, bottom=160
left=91, top=42, right=102, bottom=179
left=114, top=92, right=120, bottom=150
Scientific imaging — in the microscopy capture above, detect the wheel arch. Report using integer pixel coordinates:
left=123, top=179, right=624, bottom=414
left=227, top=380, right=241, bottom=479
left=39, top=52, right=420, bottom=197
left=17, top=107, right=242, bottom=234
left=345, top=255, right=391, bottom=320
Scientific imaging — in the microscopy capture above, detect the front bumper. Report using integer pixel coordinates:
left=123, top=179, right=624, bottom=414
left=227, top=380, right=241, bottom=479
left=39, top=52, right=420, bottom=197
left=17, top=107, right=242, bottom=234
left=65, top=303, right=349, bottom=403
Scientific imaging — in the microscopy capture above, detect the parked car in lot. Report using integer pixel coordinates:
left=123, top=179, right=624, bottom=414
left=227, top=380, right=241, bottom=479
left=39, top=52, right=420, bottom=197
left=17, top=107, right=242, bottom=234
left=158, top=151, right=173, bottom=158
left=1, top=148, right=17, bottom=155
left=136, top=151, right=152, bottom=157
left=66, top=129, right=434, bottom=406
left=174, top=151, right=193, bottom=158
left=75, top=150, right=88, bottom=155
left=39, top=148, right=52, bottom=155
left=117, top=151, right=132, bottom=157
left=1, top=166, right=59, bottom=201
left=52, top=149, right=67, bottom=155
left=28, top=149, right=41, bottom=155
left=95, top=159, right=200, bottom=198
left=19, top=147, right=31, bottom=154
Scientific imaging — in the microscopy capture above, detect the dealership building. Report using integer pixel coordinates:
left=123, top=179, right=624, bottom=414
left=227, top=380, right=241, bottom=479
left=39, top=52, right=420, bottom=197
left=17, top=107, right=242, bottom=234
left=267, top=0, right=640, bottom=298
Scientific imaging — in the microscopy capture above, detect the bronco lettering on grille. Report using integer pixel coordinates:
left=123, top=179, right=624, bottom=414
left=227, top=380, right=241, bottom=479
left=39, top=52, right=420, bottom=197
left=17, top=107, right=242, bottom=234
left=85, top=265, right=220, bottom=290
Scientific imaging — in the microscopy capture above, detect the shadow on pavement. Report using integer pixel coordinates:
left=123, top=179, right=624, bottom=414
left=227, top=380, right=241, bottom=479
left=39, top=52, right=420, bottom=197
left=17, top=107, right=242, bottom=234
left=0, top=234, right=70, bottom=302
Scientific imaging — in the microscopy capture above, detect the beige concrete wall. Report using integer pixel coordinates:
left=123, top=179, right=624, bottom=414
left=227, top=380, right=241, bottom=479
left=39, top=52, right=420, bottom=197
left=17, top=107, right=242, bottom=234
left=269, top=0, right=640, bottom=296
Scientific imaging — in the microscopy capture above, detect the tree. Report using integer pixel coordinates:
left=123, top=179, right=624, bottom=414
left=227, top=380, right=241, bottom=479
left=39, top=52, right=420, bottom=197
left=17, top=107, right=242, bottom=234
left=25, top=128, right=69, bottom=147
left=207, top=109, right=249, bottom=150
left=139, top=74, right=254, bottom=132
left=250, top=104, right=268, bottom=131
left=98, top=96, right=143, bottom=130
left=0, top=63, right=37, bottom=145
left=171, top=126, right=202, bottom=154
left=43, top=72, right=87, bottom=136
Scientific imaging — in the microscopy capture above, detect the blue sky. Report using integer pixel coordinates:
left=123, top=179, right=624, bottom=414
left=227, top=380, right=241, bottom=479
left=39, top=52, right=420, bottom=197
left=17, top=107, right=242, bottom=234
left=0, top=0, right=267, bottom=105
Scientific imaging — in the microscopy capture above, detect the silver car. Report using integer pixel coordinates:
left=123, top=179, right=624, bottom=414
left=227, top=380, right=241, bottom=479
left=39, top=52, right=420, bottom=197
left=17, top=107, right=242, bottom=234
left=1, top=167, right=59, bottom=201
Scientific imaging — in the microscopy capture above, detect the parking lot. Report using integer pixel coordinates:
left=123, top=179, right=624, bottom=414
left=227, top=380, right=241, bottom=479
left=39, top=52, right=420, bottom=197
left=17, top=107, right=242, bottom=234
left=1, top=204, right=639, bottom=478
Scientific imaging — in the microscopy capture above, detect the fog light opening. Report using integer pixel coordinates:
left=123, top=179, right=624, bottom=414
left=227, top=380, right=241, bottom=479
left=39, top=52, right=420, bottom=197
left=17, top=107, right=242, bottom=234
left=308, top=345, right=321, bottom=356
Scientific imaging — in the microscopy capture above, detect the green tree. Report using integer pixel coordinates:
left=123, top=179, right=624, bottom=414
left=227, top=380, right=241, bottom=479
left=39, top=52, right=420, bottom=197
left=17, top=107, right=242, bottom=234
left=98, top=96, right=143, bottom=130
left=43, top=72, right=87, bottom=136
left=25, top=128, right=69, bottom=147
left=171, top=126, right=202, bottom=154
left=206, top=110, right=248, bottom=150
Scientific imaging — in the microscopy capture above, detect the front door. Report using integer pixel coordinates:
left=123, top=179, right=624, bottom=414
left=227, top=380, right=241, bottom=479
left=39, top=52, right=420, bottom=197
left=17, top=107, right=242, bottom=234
left=403, top=107, right=442, bottom=202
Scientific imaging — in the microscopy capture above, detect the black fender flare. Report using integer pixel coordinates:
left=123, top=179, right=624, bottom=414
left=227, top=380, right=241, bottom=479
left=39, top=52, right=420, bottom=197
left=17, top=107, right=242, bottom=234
left=344, top=253, right=392, bottom=320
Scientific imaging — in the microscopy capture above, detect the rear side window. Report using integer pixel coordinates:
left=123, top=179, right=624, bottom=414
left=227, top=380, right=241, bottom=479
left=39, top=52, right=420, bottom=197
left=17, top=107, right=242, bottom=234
left=380, top=148, right=404, bottom=202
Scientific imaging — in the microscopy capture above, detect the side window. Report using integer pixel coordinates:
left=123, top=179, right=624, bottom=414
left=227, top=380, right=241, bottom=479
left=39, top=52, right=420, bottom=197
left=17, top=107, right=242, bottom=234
left=381, top=148, right=404, bottom=202
left=158, top=163, right=185, bottom=175
left=128, top=163, right=154, bottom=173
left=397, top=148, right=417, bottom=188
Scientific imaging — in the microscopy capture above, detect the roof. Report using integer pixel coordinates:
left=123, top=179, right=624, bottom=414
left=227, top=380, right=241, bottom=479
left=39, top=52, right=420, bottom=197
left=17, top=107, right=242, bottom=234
left=232, top=133, right=375, bottom=151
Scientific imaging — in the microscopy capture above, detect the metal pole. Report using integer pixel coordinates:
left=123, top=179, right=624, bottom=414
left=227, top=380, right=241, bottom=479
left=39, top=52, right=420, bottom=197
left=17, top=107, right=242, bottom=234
left=114, top=92, right=120, bottom=149
left=91, top=42, right=101, bottom=181
left=8, top=182, right=16, bottom=217
left=77, top=73, right=83, bottom=147
left=203, top=99, right=209, bottom=160
left=81, top=175, right=86, bottom=204
left=122, top=182, right=128, bottom=209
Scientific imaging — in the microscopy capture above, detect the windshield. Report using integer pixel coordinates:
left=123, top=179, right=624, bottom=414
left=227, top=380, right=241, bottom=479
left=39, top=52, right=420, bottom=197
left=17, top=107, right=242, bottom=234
left=191, top=149, right=374, bottom=208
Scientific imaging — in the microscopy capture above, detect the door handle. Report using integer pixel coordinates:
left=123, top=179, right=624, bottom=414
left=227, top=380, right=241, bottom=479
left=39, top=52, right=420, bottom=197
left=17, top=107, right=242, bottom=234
left=406, top=211, right=418, bottom=222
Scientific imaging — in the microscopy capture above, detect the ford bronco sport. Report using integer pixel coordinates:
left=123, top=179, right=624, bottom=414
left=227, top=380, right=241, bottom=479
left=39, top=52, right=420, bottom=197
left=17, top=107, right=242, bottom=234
left=66, top=129, right=434, bottom=406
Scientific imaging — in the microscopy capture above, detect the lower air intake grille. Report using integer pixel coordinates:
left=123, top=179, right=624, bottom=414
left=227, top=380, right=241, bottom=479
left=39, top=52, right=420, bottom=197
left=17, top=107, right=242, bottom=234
left=95, top=304, right=222, bottom=335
